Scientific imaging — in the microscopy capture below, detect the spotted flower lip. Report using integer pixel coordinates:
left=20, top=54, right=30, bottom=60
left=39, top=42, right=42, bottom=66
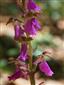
left=39, top=61, right=54, bottom=76
left=27, top=0, right=40, bottom=12
left=24, top=18, right=41, bottom=35
left=18, top=42, right=28, bottom=61
left=14, top=24, right=24, bottom=40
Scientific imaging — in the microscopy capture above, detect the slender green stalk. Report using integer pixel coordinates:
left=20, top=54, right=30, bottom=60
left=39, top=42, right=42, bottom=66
left=28, top=41, right=35, bottom=85
left=22, top=0, right=26, bottom=10
left=22, top=0, right=25, bottom=6
left=22, top=0, right=35, bottom=84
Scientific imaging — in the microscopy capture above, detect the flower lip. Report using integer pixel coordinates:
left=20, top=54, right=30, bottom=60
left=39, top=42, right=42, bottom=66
left=18, top=42, right=28, bottom=61
left=8, top=69, right=22, bottom=81
left=39, top=61, right=54, bottom=76
left=8, top=67, right=29, bottom=80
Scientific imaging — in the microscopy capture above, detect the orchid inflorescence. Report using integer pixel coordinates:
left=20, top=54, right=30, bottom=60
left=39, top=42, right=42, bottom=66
left=7, top=0, right=54, bottom=85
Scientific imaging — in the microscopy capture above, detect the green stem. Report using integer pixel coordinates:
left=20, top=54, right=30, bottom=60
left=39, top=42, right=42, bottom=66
left=22, top=0, right=35, bottom=85
left=28, top=41, right=35, bottom=85
left=22, top=0, right=25, bottom=6
left=22, top=0, right=26, bottom=10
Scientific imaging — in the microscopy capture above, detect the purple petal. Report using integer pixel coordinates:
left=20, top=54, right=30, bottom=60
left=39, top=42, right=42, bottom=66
left=18, top=42, right=28, bottom=61
left=34, top=6, right=41, bottom=12
left=8, top=69, right=21, bottom=80
left=24, top=18, right=40, bottom=35
left=20, top=29, right=25, bottom=36
left=24, top=19, right=37, bottom=35
left=8, top=68, right=29, bottom=80
left=27, top=0, right=40, bottom=12
left=27, top=0, right=36, bottom=11
left=14, top=25, right=24, bottom=39
left=31, top=25, right=37, bottom=34
left=14, top=25, right=21, bottom=39
left=39, top=61, right=54, bottom=76
left=32, top=18, right=41, bottom=30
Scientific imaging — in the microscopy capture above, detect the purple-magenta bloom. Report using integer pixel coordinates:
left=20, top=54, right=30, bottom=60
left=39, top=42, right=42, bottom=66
left=8, top=68, right=28, bottom=80
left=27, top=0, right=40, bottom=12
left=39, top=61, right=54, bottom=76
left=18, top=42, right=28, bottom=61
left=14, top=25, right=24, bottom=39
left=24, top=18, right=41, bottom=35
left=8, top=69, right=22, bottom=80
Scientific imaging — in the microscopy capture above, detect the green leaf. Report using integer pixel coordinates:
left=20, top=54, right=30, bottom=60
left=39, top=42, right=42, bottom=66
left=0, top=59, right=7, bottom=68
left=6, top=48, right=19, bottom=57
left=33, top=47, right=43, bottom=56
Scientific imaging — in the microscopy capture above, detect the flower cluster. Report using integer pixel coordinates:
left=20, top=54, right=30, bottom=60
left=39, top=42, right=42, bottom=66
left=8, top=0, right=54, bottom=82
left=27, top=0, right=40, bottom=12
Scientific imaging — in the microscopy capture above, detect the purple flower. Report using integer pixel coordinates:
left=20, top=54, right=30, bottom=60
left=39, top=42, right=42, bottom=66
left=8, top=69, right=22, bottom=80
left=39, top=61, right=54, bottom=76
left=18, top=42, right=28, bottom=61
left=14, top=24, right=24, bottom=39
left=27, top=0, right=40, bottom=12
left=33, top=56, right=54, bottom=77
left=8, top=68, right=28, bottom=80
left=24, top=18, right=41, bottom=35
